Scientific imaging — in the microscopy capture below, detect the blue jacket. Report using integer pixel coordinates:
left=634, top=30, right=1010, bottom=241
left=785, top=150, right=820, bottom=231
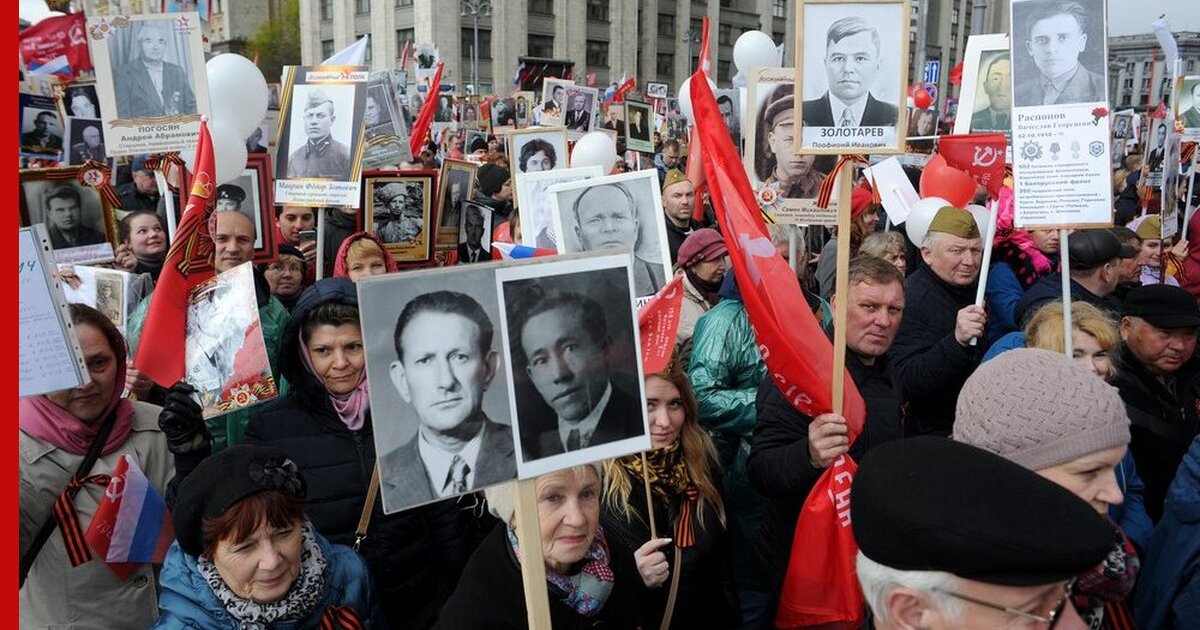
left=1136, top=436, right=1200, bottom=629
left=153, top=530, right=383, bottom=629
left=984, top=262, right=1024, bottom=344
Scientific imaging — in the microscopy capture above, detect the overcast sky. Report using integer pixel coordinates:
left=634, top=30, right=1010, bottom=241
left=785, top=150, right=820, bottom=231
left=1109, top=0, right=1199, bottom=36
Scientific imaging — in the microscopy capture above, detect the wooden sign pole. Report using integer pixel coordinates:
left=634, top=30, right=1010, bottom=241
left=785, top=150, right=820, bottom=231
left=1060, top=230, right=1074, bottom=356
left=831, top=160, right=854, bottom=414
left=513, top=478, right=554, bottom=629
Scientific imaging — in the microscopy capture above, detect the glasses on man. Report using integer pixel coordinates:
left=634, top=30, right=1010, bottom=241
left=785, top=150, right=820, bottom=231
left=931, top=579, right=1074, bottom=628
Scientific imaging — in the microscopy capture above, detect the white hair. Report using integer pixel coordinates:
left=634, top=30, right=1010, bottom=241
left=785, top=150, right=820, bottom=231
left=856, top=552, right=963, bottom=624
left=920, top=230, right=946, bottom=251
left=484, top=463, right=603, bottom=525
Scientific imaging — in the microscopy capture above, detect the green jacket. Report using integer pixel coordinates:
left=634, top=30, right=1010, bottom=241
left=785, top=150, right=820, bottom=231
left=126, top=291, right=289, bottom=451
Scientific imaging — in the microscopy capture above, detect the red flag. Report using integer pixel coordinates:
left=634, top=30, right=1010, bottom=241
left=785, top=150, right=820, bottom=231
left=604, top=76, right=638, bottom=106
left=409, top=62, right=444, bottom=157
left=19, top=13, right=91, bottom=80
left=691, top=71, right=868, bottom=628
left=686, top=17, right=712, bottom=220
left=585, top=72, right=597, bottom=87
left=398, top=40, right=412, bottom=70
left=637, top=275, right=685, bottom=374
left=936, top=133, right=1007, bottom=198
left=948, top=60, right=964, bottom=87
left=134, top=122, right=218, bottom=387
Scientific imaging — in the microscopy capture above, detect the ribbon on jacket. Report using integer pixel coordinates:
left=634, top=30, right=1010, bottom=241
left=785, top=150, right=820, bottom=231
left=319, top=605, right=366, bottom=629
left=673, top=487, right=699, bottom=549
left=53, top=473, right=112, bottom=567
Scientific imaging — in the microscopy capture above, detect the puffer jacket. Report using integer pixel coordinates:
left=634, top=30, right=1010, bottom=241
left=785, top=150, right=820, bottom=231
left=153, top=529, right=384, bottom=628
left=244, top=278, right=470, bottom=629
left=1135, top=436, right=1200, bottom=629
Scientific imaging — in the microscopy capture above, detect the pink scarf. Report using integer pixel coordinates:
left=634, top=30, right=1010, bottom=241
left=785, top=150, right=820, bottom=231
left=19, top=368, right=136, bottom=456
left=298, top=334, right=370, bottom=431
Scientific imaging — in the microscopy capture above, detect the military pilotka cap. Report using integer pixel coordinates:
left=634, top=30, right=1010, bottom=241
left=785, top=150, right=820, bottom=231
left=216, top=184, right=246, bottom=204
left=927, top=206, right=980, bottom=239
left=763, top=93, right=795, bottom=129
left=1068, top=229, right=1137, bottom=269
left=661, top=168, right=689, bottom=192
left=851, top=437, right=1115, bottom=586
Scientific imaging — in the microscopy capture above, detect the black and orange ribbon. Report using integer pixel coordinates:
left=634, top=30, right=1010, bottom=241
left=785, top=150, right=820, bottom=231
left=53, top=474, right=111, bottom=567
left=815, top=155, right=871, bottom=209
left=76, top=160, right=123, bottom=208
left=319, top=605, right=366, bottom=629
left=673, top=487, right=699, bottom=549
left=143, top=153, right=187, bottom=192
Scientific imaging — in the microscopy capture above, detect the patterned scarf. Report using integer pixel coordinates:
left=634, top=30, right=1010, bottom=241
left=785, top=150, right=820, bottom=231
left=198, top=520, right=328, bottom=629
left=506, top=525, right=615, bottom=616
left=619, top=442, right=701, bottom=548
left=1072, top=521, right=1139, bottom=629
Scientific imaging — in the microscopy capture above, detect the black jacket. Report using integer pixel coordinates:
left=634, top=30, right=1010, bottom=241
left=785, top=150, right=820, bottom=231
left=435, top=523, right=647, bottom=630
left=1111, top=346, right=1200, bottom=522
left=747, top=353, right=904, bottom=590
left=889, top=266, right=982, bottom=436
left=245, top=279, right=471, bottom=629
left=1013, top=272, right=1121, bottom=328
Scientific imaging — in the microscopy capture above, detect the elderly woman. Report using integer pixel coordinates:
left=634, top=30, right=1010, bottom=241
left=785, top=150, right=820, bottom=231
left=437, top=463, right=644, bottom=628
left=602, top=369, right=738, bottom=628
left=261, top=244, right=307, bottom=311
left=858, top=231, right=908, bottom=276
left=156, top=444, right=381, bottom=627
left=244, top=278, right=467, bottom=627
left=956, top=348, right=1140, bottom=629
left=675, top=228, right=728, bottom=358
left=19, top=304, right=175, bottom=628
left=332, top=231, right=398, bottom=282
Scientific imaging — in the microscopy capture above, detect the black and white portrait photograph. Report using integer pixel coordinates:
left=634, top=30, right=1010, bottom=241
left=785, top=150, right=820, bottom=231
left=245, top=119, right=269, bottom=153
left=364, top=80, right=399, bottom=139
left=362, top=72, right=413, bottom=169
left=515, top=166, right=604, bottom=250
left=624, top=100, right=655, bottom=153
left=514, top=92, right=533, bottom=129
left=1146, top=119, right=1171, bottom=187
left=366, top=175, right=435, bottom=263
left=958, top=39, right=1013, bottom=140
left=216, top=175, right=265, bottom=250
left=495, top=254, right=650, bottom=478
left=20, top=94, right=64, bottom=158
left=547, top=170, right=672, bottom=299
left=509, top=127, right=568, bottom=175
left=20, top=170, right=116, bottom=265
left=434, top=92, right=455, bottom=123
left=1176, top=75, right=1200, bottom=140
left=541, top=78, right=574, bottom=125
left=1011, top=0, right=1107, bottom=108
left=1111, top=113, right=1132, bottom=140
left=645, top=81, right=670, bottom=100
left=283, top=83, right=359, bottom=180
left=358, top=265, right=518, bottom=513
left=563, top=87, right=599, bottom=139
left=437, top=160, right=478, bottom=243
left=457, top=202, right=494, bottom=264
left=460, top=101, right=481, bottom=130
left=490, top=97, right=517, bottom=135
left=600, top=103, right=625, bottom=136
left=797, top=0, right=909, bottom=154
left=60, top=83, right=101, bottom=119
left=714, top=88, right=743, bottom=148
left=906, top=107, right=940, bottom=151
left=64, top=118, right=107, bottom=165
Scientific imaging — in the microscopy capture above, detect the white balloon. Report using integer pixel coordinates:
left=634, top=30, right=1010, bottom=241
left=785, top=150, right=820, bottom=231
left=733, top=31, right=779, bottom=74
left=903, top=197, right=950, bottom=247
left=206, top=54, right=269, bottom=138
left=965, top=204, right=989, bottom=236
left=210, top=121, right=249, bottom=184
left=677, top=75, right=717, bottom=125
left=570, top=132, right=618, bottom=171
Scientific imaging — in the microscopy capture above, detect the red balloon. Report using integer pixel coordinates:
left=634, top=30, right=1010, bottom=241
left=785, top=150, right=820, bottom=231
left=913, top=88, right=933, bottom=110
left=919, top=154, right=978, bottom=208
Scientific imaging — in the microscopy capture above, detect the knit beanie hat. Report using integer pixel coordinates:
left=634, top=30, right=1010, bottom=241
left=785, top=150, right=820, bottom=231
left=477, top=163, right=510, bottom=197
left=954, top=348, right=1130, bottom=471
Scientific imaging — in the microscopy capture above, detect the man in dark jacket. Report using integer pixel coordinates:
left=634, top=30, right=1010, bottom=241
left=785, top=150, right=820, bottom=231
left=1014, top=228, right=1135, bottom=326
left=748, top=256, right=907, bottom=599
left=889, top=207, right=987, bottom=436
left=1112, top=285, right=1200, bottom=522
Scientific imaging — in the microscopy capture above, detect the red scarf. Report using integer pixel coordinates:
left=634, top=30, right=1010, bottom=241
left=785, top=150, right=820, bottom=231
left=19, top=371, right=136, bottom=456
left=332, top=232, right=400, bottom=279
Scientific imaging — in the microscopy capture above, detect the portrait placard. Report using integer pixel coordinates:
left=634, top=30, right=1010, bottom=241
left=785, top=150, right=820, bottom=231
left=457, top=202, right=494, bottom=264
left=274, top=65, right=368, bottom=208
left=460, top=100, right=482, bottom=131
left=645, top=81, right=670, bottom=100
left=364, top=172, right=437, bottom=264
left=508, top=127, right=569, bottom=176
left=495, top=253, right=651, bottom=478
left=57, top=82, right=102, bottom=121
left=58, top=264, right=134, bottom=335
left=20, top=92, right=65, bottom=159
left=547, top=170, right=671, bottom=300
left=20, top=167, right=118, bottom=265
left=211, top=152, right=277, bottom=264
left=88, top=12, right=211, bottom=155
left=436, top=159, right=479, bottom=249
left=1175, top=75, right=1200, bottom=142
left=795, top=0, right=910, bottom=155
left=745, top=68, right=834, bottom=225
left=1145, top=118, right=1172, bottom=189
left=515, top=166, right=604, bottom=251
left=624, top=100, right=655, bottom=153
left=713, top=88, right=743, bottom=150
left=953, top=33, right=1013, bottom=157
left=540, top=78, right=575, bottom=126
left=490, top=97, right=517, bottom=136
left=1010, top=0, right=1112, bottom=228
left=63, top=117, right=108, bottom=165
left=362, top=71, right=413, bottom=170
left=906, top=107, right=940, bottom=151
left=20, top=225, right=89, bottom=398
left=563, top=86, right=600, bottom=141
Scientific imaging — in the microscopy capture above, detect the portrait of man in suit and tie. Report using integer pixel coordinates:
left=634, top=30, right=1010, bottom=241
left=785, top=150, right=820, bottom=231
left=111, top=21, right=197, bottom=119
left=1012, top=0, right=1106, bottom=107
left=376, top=289, right=517, bottom=512
left=456, top=203, right=493, bottom=264
left=564, top=90, right=595, bottom=133
left=802, top=16, right=899, bottom=129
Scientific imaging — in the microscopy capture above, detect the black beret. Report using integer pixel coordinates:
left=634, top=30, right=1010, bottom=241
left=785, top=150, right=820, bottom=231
left=172, top=445, right=307, bottom=557
left=216, top=184, right=246, bottom=203
left=276, top=243, right=306, bottom=262
left=851, top=437, right=1115, bottom=586
left=1123, top=284, right=1200, bottom=329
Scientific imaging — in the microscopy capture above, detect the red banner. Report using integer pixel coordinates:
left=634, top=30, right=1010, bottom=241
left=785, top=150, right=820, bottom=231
left=19, top=13, right=92, bottom=79
left=936, top=133, right=1007, bottom=198
left=409, top=62, right=444, bottom=157
left=685, top=17, right=712, bottom=221
left=637, top=275, right=685, bottom=374
left=134, top=122, right=217, bottom=387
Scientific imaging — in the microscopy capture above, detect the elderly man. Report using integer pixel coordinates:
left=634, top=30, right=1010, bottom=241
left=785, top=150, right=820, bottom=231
left=22, top=111, right=63, bottom=153
left=758, top=88, right=826, bottom=199
left=1112, top=285, right=1200, bottom=521
left=750, top=256, right=906, bottom=604
left=44, top=186, right=106, bottom=249
left=661, top=169, right=702, bottom=264
left=571, top=182, right=665, bottom=297
left=69, top=124, right=106, bottom=164
left=1015, top=0, right=1105, bottom=107
left=1015, top=229, right=1136, bottom=326
left=114, top=22, right=196, bottom=118
left=889, top=207, right=987, bottom=436
left=116, top=155, right=161, bottom=211
left=564, top=92, right=592, bottom=132
left=287, top=90, right=352, bottom=179
left=970, top=55, right=1012, bottom=132
left=456, top=204, right=492, bottom=263
left=853, top=437, right=1115, bottom=630
left=379, top=291, right=516, bottom=508
left=802, top=17, right=898, bottom=127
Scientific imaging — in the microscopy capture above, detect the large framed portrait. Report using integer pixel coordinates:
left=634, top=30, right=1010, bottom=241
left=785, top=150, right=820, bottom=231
left=515, top=166, right=604, bottom=250
left=88, top=12, right=211, bottom=155
left=953, top=34, right=1012, bottom=148
left=795, top=0, right=911, bottom=155
left=508, top=127, right=568, bottom=177
left=20, top=167, right=118, bottom=265
left=563, top=86, right=600, bottom=140
left=358, top=264, right=519, bottom=514
left=364, top=171, right=438, bottom=264
left=547, top=170, right=672, bottom=301
left=210, top=152, right=277, bottom=264
left=362, top=71, right=413, bottom=170
left=624, top=100, right=655, bottom=153
left=495, top=253, right=651, bottom=478
left=436, top=159, right=479, bottom=248
left=1010, top=0, right=1108, bottom=109
left=20, top=92, right=65, bottom=159
left=1176, top=75, right=1200, bottom=142
left=57, top=82, right=102, bottom=121
left=540, top=78, right=575, bottom=126
left=457, top=202, right=494, bottom=264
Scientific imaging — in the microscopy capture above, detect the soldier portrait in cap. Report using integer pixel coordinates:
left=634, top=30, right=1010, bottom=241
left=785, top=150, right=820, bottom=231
left=796, top=3, right=909, bottom=154
left=284, top=85, right=355, bottom=180
left=65, top=118, right=107, bottom=165
left=220, top=172, right=267, bottom=250
left=366, top=174, right=436, bottom=263
left=1176, top=76, right=1200, bottom=140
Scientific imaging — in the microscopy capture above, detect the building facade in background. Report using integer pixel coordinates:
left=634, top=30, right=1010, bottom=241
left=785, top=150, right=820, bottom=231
left=1109, top=31, right=1200, bottom=111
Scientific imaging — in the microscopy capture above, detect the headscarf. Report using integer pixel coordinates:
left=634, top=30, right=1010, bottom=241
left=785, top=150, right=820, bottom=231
left=297, top=328, right=369, bottom=432
left=332, top=232, right=399, bottom=279
left=506, top=524, right=615, bottom=616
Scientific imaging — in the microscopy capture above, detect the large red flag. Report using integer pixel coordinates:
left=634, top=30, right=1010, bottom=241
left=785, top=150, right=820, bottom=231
left=134, top=122, right=218, bottom=387
left=686, top=17, right=712, bottom=221
left=19, top=13, right=91, bottom=79
left=637, top=275, right=685, bottom=374
left=936, top=133, right=1007, bottom=198
left=409, top=62, right=445, bottom=157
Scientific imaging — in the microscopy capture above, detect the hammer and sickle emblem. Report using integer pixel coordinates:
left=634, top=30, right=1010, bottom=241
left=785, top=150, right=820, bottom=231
left=972, top=146, right=1000, bottom=168
left=105, top=475, right=124, bottom=502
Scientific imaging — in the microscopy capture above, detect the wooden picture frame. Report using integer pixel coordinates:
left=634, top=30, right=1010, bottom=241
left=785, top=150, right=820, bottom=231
left=363, top=170, right=439, bottom=264
left=623, top=100, right=655, bottom=153
left=436, top=159, right=479, bottom=249
left=20, top=165, right=119, bottom=265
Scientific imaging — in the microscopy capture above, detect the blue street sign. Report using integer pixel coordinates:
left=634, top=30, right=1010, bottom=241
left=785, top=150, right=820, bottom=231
left=923, top=60, right=940, bottom=84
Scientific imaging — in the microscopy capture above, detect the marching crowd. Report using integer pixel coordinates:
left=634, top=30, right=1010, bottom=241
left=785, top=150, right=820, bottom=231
left=20, top=101, right=1200, bottom=629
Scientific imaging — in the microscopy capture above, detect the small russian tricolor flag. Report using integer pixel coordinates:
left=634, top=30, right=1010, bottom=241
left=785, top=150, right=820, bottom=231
left=491, top=243, right=557, bottom=260
left=85, top=455, right=174, bottom=579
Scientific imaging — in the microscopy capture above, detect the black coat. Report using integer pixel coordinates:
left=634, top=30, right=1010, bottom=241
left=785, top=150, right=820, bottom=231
left=1013, top=272, right=1121, bottom=328
left=889, top=266, right=982, bottom=436
left=246, top=279, right=471, bottom=629
left=600, top=462, right=739, bottom=629
left=747, top=353, right=904, bottom=590
left=435, top=523, right=647, bottom=630
left=1111, top=346, right=1200, bottom=522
